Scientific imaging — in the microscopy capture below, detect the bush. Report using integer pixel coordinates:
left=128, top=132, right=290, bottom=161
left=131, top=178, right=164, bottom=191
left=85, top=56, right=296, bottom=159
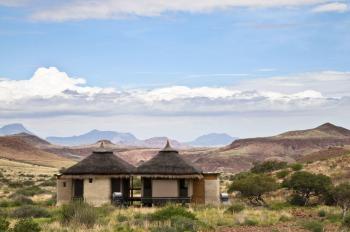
left=11, top=194, right=34, bottom=205
left=283, top=171, right=332, bottom=206
left=39, top=179, right=56, bottom=187
left=251, top=161, right=288, bottom=173
left=116, top=214, right=128, bottom=222
left=343, top=214, right=350, bottom=228
left=268, top=202, right=290, bottom=211
left=290, top=194, right=307, bottom=206
left=170, top=216, right=201, bottom=232
left=228, top=173, right=279, bottom=206
left=333, top=183, right=350, bottom=218
left=11, top=205, right=51, bottom=218
left=226, top=203, right=245, bottom=214
left=318, top=210, right=326, bottom=217
left=301, top=220, right=323, bottom=232
left=0, top=217, right=10, bottom=231
left=290, top=163, right=303, bottom=171
left=150, top=205, right=196, bottom=221
left=59, top=202, right=97, bottom=228
left=243, top=218, right=258, bottom=226
left=15, top=186, right=45, bottom=196
left=13, top=218, right=41, bottom=232
left=276, top=169, right=290, bottom=179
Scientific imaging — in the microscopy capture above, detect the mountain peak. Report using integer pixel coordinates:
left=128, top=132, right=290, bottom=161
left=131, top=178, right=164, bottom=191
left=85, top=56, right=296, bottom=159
left=315, top=122, right=350, bottom=136
left=0, top=123, right=33, bottom=136
left=188, top=133, right=237, bottom=147
left=316, top=122, right=338, bottom=130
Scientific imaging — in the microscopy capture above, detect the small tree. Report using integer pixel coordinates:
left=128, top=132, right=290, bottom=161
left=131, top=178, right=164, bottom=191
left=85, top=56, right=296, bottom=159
left=13, top=219, right=41, bottom=232
left=251, top=161, right=288, bottom=173
left=333, top=183, right=350, bottom=219
left=228, top=173, right=278, bottom=206
left=283, top=171, right=332, bottom=206
left=0, top=217, right=9, bottom=232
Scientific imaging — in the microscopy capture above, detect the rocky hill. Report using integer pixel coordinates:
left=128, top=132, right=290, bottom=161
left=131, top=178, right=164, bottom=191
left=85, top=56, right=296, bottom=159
left=0, top=134, right=74, bottom=168
left=223, top=123, right=350, bottom=162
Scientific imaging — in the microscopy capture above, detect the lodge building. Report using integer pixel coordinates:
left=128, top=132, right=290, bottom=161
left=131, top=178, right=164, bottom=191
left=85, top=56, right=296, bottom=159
left=56, top=141, right=220, bottom=206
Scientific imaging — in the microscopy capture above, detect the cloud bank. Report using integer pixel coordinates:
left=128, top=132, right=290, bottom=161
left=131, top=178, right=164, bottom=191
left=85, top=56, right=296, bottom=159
left=0, top=67, right=349, bottom=118
left=312, top=2, right=349, bottom=12
left=28, top=0, right=338, bottom=21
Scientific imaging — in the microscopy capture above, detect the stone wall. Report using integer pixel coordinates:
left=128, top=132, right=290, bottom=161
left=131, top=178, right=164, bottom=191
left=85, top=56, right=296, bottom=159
left=57, top=178, right=72, bottom=206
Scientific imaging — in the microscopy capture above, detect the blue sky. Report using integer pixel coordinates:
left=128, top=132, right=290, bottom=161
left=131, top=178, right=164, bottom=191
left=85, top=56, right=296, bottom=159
left=0, top=0, right=350, bottom=140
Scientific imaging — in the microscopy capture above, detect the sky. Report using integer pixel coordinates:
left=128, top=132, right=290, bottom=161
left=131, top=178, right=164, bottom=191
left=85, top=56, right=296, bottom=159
left=0, top=0, right=350, bottom=141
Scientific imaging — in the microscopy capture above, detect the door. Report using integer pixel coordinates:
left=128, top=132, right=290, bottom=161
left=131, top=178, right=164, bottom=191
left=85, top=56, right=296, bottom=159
left=142, top=178, right=152, bottom=205
left=111, top=178, right=121, bottom=194
left=122, top=178, right=130, bottom=199
left=179, top=179, right=188, bottom=198
left=143, top=178, right=152, bottom=198
left=73, top=179, right=84, bottom=199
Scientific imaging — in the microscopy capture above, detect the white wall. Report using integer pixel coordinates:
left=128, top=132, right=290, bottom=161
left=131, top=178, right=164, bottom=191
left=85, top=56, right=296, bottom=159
left=84, top=177, right=111, bottom=206
left=204, top=179, right=220, bottom=205
left=152, top=179, right=178, bottom=197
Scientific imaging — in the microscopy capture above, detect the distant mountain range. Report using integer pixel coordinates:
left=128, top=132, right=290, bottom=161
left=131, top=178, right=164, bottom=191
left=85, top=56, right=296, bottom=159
left=0, top=123, right=236, bottom=148
left=47, top=129, right=138, bottom=146
left=0, top=123, right=33, bottom=136
left=187, top=133, right=237, bottom=147
left=0, top=122, right=349, bottom=173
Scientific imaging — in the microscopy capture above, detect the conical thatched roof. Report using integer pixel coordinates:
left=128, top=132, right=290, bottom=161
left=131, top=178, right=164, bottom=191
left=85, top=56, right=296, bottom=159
left=136, top=141, right=202, bottom=178
left=62, top=142, right=135, bottom=175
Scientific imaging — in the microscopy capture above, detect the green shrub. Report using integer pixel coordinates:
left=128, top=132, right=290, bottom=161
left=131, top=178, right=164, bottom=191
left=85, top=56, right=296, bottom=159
left=225, top=203, right=245, bottom=214
left=251, top=161, right=288, bottom=173
left=150, top=205, right=196, bottom=221
left=279, top=215, right=290, bottom=222
left=0, top=195, right=33, bottom=208
left=11, top=194, right=34, bottom=205
left=289, top=163, right=303, bottom=171
left=39, top=179, right=56, bottom=187
left=151, top=226, right=176, bottom=232
left=116, top=214, right=128, bottom=222
left=318, top=210, right=326, bottom=217
left=283, top=171, right=332, bottom=206
left=15, top=186, right=45, bottom=196
left=59, top=202, right=97, bottom=228
left=290, top=194, right=307, bottom=206
left=8, top=181, right=23, bottom=188
left=276, top=169, right=290, bottom=179
left=243, top=218, right=258, bottom=226
left=11, top=205, right=51, bottom=218
left=269, top=202, right=290, bottom=211
left=170, top=215, right=201, bottom=232
left=0, top=217, right=10, bottom=231
left=13, top=218, right=41, bottom=232
left=343, top=214, right=350, bottom=228
left=301, top=220, right=323, bottom=232
left=326, top=212, right=342, bottom=223
left=228, top=173, right=279, bottom=206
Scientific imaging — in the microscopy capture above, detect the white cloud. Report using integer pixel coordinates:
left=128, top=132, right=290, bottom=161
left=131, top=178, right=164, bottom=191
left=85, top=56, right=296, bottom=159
left=30, top=0, right=330, bottom=21
left=0, top=67, right=115, bottom=103
left=0, top=67, right=349, bottom=119
left=312, top=2, right=349, bottom=12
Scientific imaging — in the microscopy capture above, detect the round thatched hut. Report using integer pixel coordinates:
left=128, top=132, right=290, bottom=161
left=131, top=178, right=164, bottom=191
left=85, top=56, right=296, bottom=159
left=56, top=143, right=135, bottom=206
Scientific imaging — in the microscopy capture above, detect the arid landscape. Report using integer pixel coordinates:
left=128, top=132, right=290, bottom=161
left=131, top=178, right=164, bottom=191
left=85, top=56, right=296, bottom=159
left=1, top=1, right=350, bottom=231
left=1, top=123, right=350, bottom=231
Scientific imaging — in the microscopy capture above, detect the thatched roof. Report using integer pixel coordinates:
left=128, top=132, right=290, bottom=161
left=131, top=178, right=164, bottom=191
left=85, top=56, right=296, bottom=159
left=62, top=143, right=135, bottom=175
left=136, top=141, right=202, bottom=178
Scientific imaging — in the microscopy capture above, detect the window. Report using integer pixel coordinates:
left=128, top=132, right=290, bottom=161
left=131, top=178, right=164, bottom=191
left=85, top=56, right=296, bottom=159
left=89, top=178, right=93, bottom=183
left=63, top=182, right=66, bottom=187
